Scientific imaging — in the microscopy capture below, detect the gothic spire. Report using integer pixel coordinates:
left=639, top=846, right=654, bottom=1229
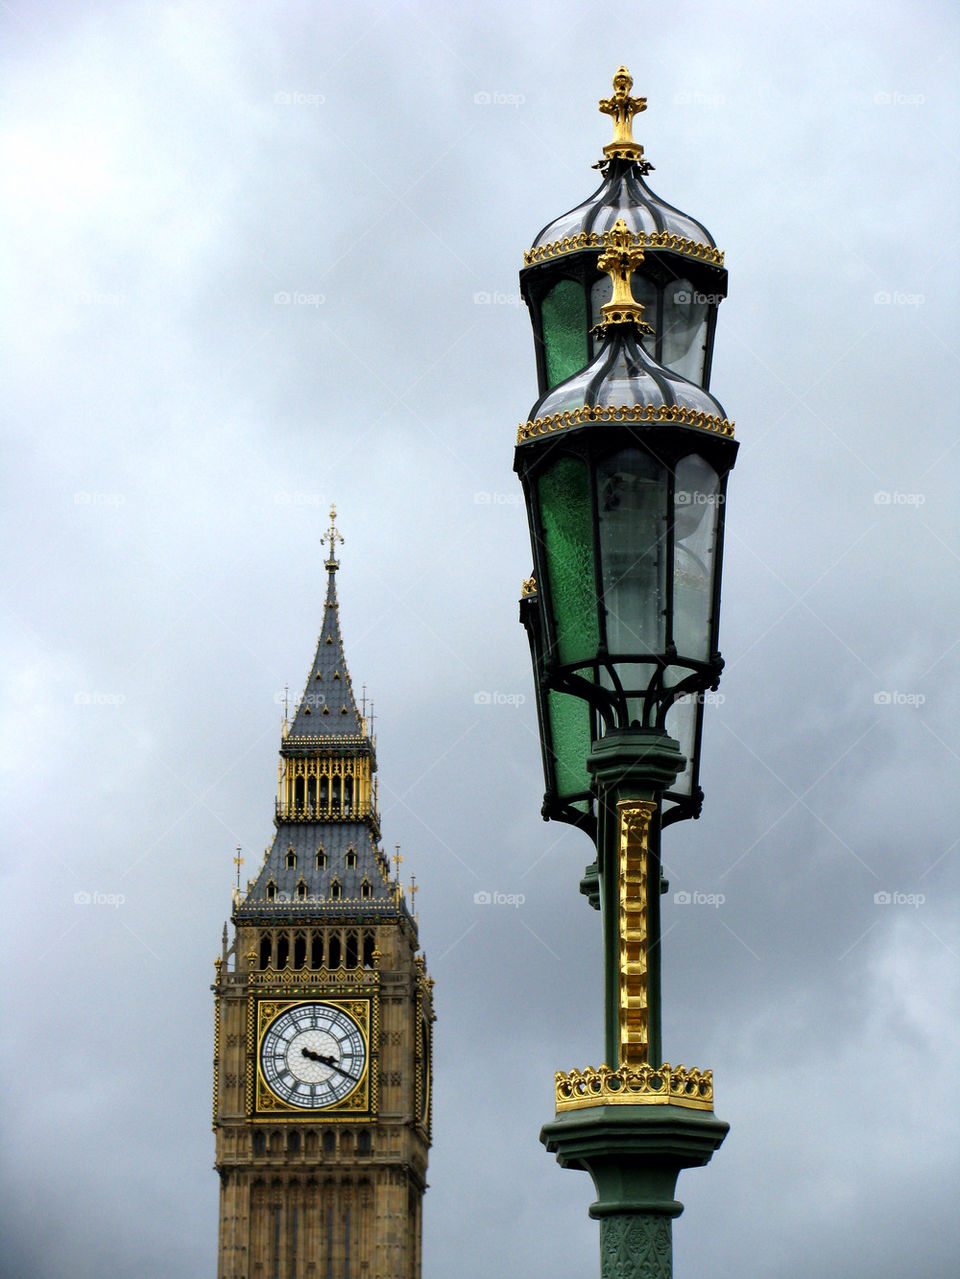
left=286, top=506, right=364, bottom=741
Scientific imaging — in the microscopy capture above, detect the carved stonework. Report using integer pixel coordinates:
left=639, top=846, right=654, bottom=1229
left=600, top=1214, right=672, bottom=1279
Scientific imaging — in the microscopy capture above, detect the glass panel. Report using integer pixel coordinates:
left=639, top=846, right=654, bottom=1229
left=590, top=273, right=657, bottom=357
left=538, top=458, right=599, bottom=666
left=664, top=694, right=696, bottom=797
left=673, top=455, right=720, bottom=661
left=661, top=279, right=709, bottom=384
left=597, top=448, right=668, bottom=658
left=547, top=687, right=593, bottom=803
left=541, top=279, right=588, bottom=389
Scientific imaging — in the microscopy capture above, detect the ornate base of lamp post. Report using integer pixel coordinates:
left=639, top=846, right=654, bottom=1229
left=539, top=728, right=728, bottom=1278
left=588, top=729, right=686, bottom=1072
left=541, top=1105, right=728, bottom=1279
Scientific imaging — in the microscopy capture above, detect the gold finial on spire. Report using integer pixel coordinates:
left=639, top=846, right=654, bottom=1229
left=322, top=504, right=344, bottom=569
left=598, top=66, right=652, bottom=171
left=595, top=219, right=655, bottom=335
left=232, top=846, right=244, bottom=907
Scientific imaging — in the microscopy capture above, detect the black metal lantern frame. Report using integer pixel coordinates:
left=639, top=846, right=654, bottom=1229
left=520, top=586, right=599, bottom=835
left=520, top=246, right=727, bottom=398
left=516, top=418, right=737, bottom=826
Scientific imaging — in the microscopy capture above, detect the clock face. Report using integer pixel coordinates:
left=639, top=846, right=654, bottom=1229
left=259, top=1002, right=367, bottom=1109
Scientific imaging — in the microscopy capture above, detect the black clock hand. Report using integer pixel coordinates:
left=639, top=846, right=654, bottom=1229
left=300, top=1047, right=324, bottom=1063
left=315, top=1051, right=359, bottom=1084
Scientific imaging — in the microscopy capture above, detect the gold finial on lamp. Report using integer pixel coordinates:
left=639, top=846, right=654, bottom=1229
left=595, top=219, right=655, bottom=335
left=598, top=66, right=653, bottom=171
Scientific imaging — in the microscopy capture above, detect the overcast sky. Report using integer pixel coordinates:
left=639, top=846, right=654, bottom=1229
left=2, top=2, right=959, bottom=1276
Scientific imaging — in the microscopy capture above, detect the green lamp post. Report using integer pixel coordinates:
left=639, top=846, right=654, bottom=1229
left=515, top=73, right=738, bottom=1279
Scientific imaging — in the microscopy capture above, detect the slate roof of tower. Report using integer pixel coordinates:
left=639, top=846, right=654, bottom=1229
left=237, top=821, right=399, bottom=919
left=285, top=564, right=364, bottom=741
left=234, top=543, right=412, bottom=925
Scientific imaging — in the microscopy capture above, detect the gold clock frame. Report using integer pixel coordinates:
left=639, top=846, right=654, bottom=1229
left=248, top=994, right=379, bottom=1122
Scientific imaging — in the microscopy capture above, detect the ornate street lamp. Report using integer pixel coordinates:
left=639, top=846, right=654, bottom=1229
left=518, top=219, right=736, bottom=834
left=514, top=72, right=738, bottom=1279
left=520, top=66, right=727, bottom=397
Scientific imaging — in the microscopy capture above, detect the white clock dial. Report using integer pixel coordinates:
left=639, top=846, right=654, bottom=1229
left=260, top=1003, right=366, bottom=1109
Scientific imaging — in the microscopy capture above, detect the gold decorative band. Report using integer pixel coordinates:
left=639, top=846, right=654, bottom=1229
left=555, top=1062, right=714, bottom=1112
left=523, top=229, right=724, bottom=269
left=517, top=403, right=735, bottom=444
left=618, top=799, right=655, bottom=1066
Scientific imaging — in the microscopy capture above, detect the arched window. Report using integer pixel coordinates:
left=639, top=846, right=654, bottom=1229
left=259, top=935, right=272, bottom=969
left=362, top=932, right=375, bottom=967
left=286, top=849, right=297, bottom=869
left=332, top=776, right=341, bottom=811
left=320, top=777, right=329, bottom=808
left=252, top=1131, right=266, bottom=1155
left=346, top=847, right=357, bottom=869
left=266, top=880, right=277, bottom=902
left=306, top=776, right=316, bottom=815
left=288, top=1131, right=301, bottom=1154
left=276, top=934, right=289, bottom=969
left=294, top=777, right=304, bottom=810
left=357, top=1131, right=371, bottom=1155
left=361, top=880, right=371, bottom=901
left=296, top=879, right=307, bottom=902
left=293, top=932, right=306, bottom=969
left=322, top=1130, right=336, bottom=1155
left=315, top=848, right=326, bottom=869
left=345, top=931, right=358, bottom=969
left=311, top=932, right=323, bottom=968
left=344, top=776, right=354, bottom=813
left=330, top=879, right=341, bottom=901
left=328, top=934, right=341, bottom=968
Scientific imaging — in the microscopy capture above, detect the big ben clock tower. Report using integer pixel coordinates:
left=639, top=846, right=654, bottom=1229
left=213, top=509, right=434, bottom=1279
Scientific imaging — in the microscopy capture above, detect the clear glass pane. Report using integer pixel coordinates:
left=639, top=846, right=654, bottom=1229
left=597, top=448, right=668, bottom=658
left=661, top=279, right=710, bottom=384
left=547, top=687, right=593, bottom=802
left=590, top=274, right=656, bottom=357
left=542, top=279, right=588, bottom=389
left=673, top=455, right=720, bottom=661
left=538, top=458, right=599, bottom=666
left=664, top=695, right=695, bottom=797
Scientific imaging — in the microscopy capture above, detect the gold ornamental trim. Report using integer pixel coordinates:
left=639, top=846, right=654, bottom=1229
left=618, top=799, right=656, bottom=1066
left=517, top=402, right=735, bottom=445
left=523, top=229, right=724, bottom=270
left=212, top=983, right=221, bottom=1130
left=248, top=966, right=379, bottom=988
left=555, top=1062, right=715, bottom=1112
left=521, top=575, right=538, bottom=597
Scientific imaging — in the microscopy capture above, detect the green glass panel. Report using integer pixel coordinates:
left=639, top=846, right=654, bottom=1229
left=547, top=687, right=592, bottom=802
left=541, top=279, right=588, bottom=389
left=539, top=458, right=599, bottom=666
